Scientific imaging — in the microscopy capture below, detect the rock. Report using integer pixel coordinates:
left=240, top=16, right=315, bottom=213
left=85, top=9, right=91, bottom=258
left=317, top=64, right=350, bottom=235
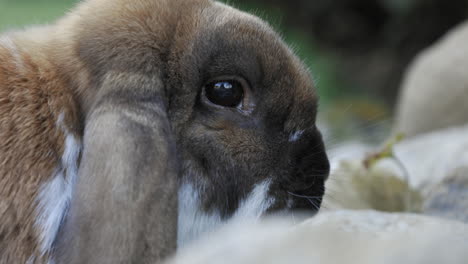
left=323, top=160, right=423, bottom=212
left=324, top=124, right=468, bottom=221
left=395, top=21, right=468, bottom=138
left=424, top=166, right=468, bottom=223
left=167, top=210, right=468, bottom=264
left=326, top=141, right=372, bottom=172
left=390, top=124, right=468, bottom=190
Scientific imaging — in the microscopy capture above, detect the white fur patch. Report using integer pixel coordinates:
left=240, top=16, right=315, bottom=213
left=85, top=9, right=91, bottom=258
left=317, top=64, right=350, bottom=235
left=178, top=179, right=274, bottom=248
left=35, top=121, right=81, bottom=258
left=289, top=130, right=305, bottom=142
left=177, top=183, right=222, bottom=248
left=232, top=180, right=275, bottom=221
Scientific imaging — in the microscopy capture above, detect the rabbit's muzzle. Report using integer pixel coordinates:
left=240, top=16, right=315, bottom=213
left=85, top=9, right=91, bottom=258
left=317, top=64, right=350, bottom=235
left=280, top=129, right=330, bottom=212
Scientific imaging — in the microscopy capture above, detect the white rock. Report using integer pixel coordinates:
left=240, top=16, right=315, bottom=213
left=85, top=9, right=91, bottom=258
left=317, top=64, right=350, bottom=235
left=327, top=141, right=373, bottom=172
left=324, top=124, right=468, bottom=221
left=357, top=124, right=468, bottom=193
left=424, top=166, right=468, bottom=223
left=167, top=210, right=468, bottom=264
left=395, top=21, right=468, bottom=137
left=391, top=124, right=468, bottom=190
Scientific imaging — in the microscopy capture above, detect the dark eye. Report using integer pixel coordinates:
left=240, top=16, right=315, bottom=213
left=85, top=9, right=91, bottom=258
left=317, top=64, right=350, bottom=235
left=205, top=80, right=244, bottom=107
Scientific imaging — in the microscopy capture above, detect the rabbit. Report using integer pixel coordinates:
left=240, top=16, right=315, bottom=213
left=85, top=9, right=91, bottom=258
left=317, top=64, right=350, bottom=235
left=0, top=0, right=330, bottom=263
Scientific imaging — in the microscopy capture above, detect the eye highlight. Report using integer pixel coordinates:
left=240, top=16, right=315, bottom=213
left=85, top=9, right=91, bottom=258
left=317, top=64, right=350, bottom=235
left=205, top=80, right=244, bottom=107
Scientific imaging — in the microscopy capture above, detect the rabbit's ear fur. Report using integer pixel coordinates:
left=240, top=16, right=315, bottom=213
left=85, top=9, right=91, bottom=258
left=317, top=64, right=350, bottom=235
left=53, top=73, right=179, bottom=263
left=51, top=0, right=185, bottom=262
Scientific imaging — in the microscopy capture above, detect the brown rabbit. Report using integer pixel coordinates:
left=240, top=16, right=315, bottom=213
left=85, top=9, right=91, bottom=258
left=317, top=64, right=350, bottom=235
left=0, top=0, right=329, bottom=263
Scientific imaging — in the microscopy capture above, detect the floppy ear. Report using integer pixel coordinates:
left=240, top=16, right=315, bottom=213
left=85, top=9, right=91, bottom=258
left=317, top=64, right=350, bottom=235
left=55, top=72, right=178, bottom=264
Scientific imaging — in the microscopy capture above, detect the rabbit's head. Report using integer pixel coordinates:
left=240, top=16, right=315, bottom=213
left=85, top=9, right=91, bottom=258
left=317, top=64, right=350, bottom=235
left=59, top=0, right=329, bottom=249
left=165, top=2, right=330, bottom=245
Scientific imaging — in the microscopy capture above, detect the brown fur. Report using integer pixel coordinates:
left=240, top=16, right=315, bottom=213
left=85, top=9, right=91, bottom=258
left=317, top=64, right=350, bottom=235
left=0, top=32, right=80, bottom=262
left=0, top=0, right=329, bottom=263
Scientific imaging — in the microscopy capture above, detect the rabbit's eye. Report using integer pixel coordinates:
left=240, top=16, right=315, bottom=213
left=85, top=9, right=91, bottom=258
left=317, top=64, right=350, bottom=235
left=205, top=81, right=244, bottom=107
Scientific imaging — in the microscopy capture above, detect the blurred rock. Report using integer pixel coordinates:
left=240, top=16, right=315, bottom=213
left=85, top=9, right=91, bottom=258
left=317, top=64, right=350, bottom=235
left=326, top=141, right=371, bottom=172
left=324, top=124, right=468, bottom=222
left=395, top=21, right=468, bottom=137
left=168, top=210, right=468, bottom=264
left=424, top=166, right=468, bottom=223
left=323, top=160, right=423, bottom=212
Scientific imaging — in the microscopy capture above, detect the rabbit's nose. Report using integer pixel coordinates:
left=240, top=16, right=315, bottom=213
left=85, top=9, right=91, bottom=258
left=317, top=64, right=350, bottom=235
left=296, top=145, right=330, bottom=181
left=290, top=130, right=330, bottom=181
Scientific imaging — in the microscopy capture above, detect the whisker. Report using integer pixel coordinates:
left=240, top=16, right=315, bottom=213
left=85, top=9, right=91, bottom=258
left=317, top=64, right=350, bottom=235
left=307, top=198, right=320, bottom=210
left=287, top=191, right=322, bottom=200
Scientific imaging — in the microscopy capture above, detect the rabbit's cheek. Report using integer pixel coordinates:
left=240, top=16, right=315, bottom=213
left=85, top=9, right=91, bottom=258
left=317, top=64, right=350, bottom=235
left=177, top=179, right=274, bottom=248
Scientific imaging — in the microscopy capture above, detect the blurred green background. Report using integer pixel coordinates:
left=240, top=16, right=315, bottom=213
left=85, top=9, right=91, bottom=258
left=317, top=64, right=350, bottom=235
left=1, top=0, right=467, bottom=143
left=0, top=0, right=76, bottom=30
